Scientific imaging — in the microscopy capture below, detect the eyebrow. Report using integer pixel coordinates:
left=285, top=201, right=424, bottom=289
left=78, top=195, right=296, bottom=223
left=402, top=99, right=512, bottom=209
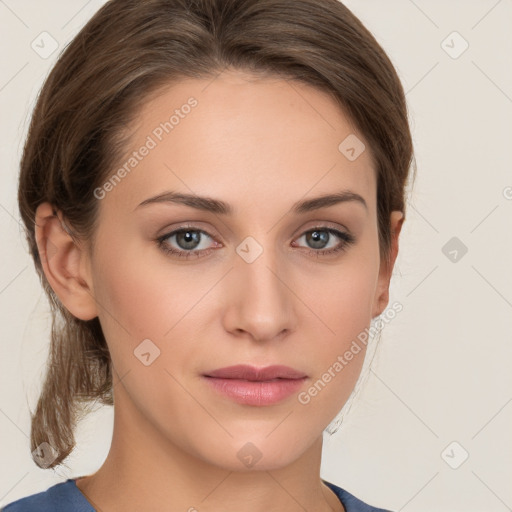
left=135, top=189, right=368, bottom=214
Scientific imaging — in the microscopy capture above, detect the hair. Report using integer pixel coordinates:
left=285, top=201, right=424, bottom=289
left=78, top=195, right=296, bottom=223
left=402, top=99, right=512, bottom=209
left=18, top=0, right=414, bottom=469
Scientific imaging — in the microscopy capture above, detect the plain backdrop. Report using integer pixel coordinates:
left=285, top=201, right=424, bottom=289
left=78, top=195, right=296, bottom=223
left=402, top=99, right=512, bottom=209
left=1, top=1, right=511, bottom=511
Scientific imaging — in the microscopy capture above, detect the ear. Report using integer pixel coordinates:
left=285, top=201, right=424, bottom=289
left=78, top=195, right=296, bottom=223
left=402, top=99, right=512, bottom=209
left=372, top=210, right=404, bottom=318
left=34, top=202, right=98, bottom=321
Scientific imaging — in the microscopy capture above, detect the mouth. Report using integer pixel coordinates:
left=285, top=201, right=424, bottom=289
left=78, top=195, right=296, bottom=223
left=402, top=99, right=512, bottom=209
left=201, top=364, right=308, bottom=406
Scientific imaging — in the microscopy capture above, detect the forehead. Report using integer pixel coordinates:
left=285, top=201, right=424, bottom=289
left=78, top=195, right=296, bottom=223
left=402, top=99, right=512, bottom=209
left=102, top=70, right=376, bottom=217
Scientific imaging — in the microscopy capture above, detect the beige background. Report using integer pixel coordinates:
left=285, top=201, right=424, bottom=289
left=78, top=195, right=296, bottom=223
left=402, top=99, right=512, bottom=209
left=1, top=1, right=511, bottom=510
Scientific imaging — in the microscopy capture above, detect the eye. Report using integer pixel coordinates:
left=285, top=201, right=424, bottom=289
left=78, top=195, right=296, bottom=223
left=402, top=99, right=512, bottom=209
left=157, top=227, right=218, bottom=259
left=292, top=227, right=355, bottom=256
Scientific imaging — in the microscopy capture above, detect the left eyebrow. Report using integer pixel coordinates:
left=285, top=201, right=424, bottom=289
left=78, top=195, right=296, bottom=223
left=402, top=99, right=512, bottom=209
left=134, top=189, right=368, bottom=214
left=292, top=190, right=368, bottom=214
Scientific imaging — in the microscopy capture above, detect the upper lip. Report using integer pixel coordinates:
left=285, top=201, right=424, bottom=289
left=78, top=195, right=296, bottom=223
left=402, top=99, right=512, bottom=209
left=203, top=364, right=307, bottom=381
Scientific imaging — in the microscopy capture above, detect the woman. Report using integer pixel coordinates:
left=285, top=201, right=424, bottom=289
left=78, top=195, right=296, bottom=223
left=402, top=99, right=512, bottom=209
left=3, top=0, right=413, bottom=510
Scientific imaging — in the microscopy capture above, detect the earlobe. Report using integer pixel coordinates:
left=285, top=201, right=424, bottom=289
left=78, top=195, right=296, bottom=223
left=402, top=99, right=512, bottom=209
left=34, top=202, right=98, bottom=321
left=372, top=211, right=404, bottom=318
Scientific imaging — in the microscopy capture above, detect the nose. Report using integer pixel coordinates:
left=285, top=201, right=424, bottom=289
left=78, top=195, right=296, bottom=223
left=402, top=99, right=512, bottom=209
left=221, top=243, right=297, bottom=342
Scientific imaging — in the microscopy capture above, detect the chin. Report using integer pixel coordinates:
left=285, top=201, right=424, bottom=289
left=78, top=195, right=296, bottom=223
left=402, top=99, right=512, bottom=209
left=196, top=432, right=315, bottom=473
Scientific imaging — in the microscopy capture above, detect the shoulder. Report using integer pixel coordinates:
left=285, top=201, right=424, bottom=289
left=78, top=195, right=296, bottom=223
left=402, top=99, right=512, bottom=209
left=322, top=479, right=394, bottom=512
left=1, top=479, right=94, bottom=512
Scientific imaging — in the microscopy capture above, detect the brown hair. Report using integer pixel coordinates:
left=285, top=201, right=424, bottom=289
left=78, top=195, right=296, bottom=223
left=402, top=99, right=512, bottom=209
left=18, top=0, right=414, bottom=468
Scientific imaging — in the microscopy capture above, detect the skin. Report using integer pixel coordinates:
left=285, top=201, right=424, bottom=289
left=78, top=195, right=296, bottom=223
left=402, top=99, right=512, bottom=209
left=35, top=70, right=403, bottom=512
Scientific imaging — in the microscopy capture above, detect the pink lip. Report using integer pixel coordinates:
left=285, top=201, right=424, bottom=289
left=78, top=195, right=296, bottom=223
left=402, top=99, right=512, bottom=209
left=202, top=365, right=308, bottom=406
left=204, top=364, right=307, bottom=380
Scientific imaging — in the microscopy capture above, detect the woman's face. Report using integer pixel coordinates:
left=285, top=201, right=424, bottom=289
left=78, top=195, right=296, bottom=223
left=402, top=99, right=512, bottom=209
left=79, top=70, right=400, bottom=471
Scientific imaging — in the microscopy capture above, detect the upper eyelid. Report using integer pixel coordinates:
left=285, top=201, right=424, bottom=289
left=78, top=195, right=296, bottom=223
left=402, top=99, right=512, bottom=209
left=160, top=218, right=351, bottom=235
left=159, top=227, right=216, bottom=245
left=160, top=223, right=349, bottom=236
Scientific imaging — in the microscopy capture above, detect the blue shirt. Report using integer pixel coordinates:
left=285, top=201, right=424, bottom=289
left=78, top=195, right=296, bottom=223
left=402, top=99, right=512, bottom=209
left=1, top=478, right=393, bottom=511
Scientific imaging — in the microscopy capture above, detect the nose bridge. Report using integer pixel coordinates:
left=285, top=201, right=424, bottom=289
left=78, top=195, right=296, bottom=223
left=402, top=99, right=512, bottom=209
left=224, top=234, right=295, bottom=340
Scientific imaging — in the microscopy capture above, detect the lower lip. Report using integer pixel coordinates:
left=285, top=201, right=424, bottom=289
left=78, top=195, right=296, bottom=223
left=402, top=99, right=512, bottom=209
left=202, top=376, right=307, bottom=406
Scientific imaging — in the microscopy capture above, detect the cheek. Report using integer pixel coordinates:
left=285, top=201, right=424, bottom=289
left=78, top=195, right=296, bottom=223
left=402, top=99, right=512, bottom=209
left=89, top=247, right=205, bottom=417
left=90, top=240, right=213, bottom=342
left=89, top=240, right=218, bottom=406
left=293, top=248, right=379, bottom=403
left=295, top=249, right=379, bottom=343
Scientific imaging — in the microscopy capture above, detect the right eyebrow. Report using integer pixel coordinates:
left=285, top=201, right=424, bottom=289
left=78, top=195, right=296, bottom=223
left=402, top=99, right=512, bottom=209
left=135, top=191, right=231, bottom=214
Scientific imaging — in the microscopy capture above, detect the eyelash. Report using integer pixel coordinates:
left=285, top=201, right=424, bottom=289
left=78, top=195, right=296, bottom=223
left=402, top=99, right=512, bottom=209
left=156, top=225, right=356, bottom=260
